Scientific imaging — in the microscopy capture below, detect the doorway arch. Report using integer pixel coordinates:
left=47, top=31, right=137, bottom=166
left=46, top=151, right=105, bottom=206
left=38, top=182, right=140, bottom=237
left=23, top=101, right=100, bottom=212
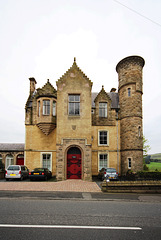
left=67, top=147, right=81, bottom=179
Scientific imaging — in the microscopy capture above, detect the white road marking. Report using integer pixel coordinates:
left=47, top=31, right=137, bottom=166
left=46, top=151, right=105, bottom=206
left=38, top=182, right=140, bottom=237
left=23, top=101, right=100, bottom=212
left=0, top=224, right=142, bottom=230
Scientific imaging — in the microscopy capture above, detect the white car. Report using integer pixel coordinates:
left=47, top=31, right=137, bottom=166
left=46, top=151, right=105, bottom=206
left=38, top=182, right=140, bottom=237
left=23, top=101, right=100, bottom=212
left=5, top=165, right=29, bottom=181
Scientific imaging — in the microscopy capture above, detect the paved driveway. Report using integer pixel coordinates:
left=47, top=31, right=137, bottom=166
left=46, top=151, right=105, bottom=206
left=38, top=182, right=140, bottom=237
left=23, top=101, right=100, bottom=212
left=0, top=179, right=101, bottom=192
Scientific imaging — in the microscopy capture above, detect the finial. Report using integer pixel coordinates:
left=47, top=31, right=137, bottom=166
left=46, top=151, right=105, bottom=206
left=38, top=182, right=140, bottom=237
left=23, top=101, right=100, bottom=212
left=102, top=85, right=104, bottom=89
left=74, top=57, right=76, bottom=62
left=47, top=79, right=49, bottom=82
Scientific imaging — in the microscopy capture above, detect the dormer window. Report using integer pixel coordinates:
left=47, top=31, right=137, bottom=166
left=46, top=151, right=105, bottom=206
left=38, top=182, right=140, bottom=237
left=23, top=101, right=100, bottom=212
left=68, top=94, right=80, bottom=116
left=99, top=102, right=107, bottom=117
left=43, top=100, right=50, bottom=115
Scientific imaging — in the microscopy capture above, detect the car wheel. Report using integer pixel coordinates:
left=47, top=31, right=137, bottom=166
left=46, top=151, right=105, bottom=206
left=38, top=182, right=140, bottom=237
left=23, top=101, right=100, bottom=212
left=45, top=176, right=48, bottom=181
left=5, top=178, right=9, bottom=181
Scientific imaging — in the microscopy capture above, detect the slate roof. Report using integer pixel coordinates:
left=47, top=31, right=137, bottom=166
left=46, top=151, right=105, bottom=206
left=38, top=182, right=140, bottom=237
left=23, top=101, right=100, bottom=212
left=92, top=92, right=119, bottom=109
left=0, top=143, right=25, bottom=152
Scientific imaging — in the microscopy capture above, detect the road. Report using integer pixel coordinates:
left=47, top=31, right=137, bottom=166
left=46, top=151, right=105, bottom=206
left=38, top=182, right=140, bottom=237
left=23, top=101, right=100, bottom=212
left=0, top=196, right=161, bottom=240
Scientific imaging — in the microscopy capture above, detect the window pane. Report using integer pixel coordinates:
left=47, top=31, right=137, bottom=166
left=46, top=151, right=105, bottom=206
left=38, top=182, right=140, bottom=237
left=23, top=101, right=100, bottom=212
left=42, top=154, right=51, bottom=171
left=75, top=102, right=80, bottom=115
left=53, top=102, right=56, bottom=116
left=128, top=88, right=131, bottom=97
left=69, top=103, right=74, bottom=115
left=99, top=154, right=107, bottom=170
left=99, top=131, right=107, bottom=145
left=69, top=95, right=74, bottom=102
left=75, top=95, right=80, bottom=101
left=68, top=95, right=80, bottom=115
left=99, top=103, right=107, bottom=117
left=43, top=100, right=50, bottom=115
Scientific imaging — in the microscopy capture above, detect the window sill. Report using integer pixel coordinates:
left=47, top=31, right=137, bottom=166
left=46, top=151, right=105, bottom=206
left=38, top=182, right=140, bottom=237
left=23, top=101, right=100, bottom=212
left=68, top=115, right=80, bottom=118
left=98, top=144, right=109, bottom=147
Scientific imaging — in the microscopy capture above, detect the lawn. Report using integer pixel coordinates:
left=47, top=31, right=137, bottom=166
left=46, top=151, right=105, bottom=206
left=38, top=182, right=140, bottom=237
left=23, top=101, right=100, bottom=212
left=146, top=162, right=161, bottom=172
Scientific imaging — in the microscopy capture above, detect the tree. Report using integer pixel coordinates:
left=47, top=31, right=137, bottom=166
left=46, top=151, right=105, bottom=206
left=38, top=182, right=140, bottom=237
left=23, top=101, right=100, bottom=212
left=143, top=136, right=151, bottom=160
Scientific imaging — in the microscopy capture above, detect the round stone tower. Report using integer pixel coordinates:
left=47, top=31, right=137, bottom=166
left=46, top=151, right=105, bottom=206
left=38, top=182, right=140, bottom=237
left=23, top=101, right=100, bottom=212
left=116, top=56, right=145, bottom=175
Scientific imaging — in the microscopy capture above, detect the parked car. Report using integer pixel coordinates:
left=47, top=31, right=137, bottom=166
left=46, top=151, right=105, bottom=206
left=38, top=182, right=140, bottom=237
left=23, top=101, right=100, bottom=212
left=5, top=165, right=29, bottom=181
left=98, top=167, right=119, bottom=181
left=29, top=168, right=52, bottom=181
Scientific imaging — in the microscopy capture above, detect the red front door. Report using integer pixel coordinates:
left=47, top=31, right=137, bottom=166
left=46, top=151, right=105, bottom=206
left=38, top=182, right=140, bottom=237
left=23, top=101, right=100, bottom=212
left=16, top=155, right=24, bottom=165
left=67, top=147, right=81, bottom=179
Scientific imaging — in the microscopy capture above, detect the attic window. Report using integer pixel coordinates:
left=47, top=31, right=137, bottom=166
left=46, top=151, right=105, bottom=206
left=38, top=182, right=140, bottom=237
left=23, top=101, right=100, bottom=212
left=99, top=102, right=107, bottom=117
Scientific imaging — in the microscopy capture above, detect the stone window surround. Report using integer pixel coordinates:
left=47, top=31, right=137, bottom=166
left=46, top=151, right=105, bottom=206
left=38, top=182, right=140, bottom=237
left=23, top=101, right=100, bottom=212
left=37, top=97, right=57, bottom=117
left=98, top=130, right=109, bottom=146
left=98, top=151, right=109, bottom=170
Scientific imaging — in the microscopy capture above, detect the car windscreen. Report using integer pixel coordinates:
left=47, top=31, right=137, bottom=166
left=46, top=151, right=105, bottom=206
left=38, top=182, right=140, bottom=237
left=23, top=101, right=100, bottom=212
left=8, top=166, right=20, bottom=171
left=106, top=168, right=116, bottom=173
left=34, top=168, right=45, bottom=172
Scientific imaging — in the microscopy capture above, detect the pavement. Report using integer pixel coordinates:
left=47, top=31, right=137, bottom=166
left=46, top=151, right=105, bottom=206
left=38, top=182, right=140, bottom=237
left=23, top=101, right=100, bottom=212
left=0, top=179, right=101, bottom=192
left=0, top=179, right=161, bottom=202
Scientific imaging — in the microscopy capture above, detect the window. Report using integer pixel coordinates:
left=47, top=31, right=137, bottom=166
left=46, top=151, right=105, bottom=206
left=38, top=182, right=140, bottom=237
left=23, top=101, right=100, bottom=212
left=38, top=101, right=40, bottom=117
left=128, top=88, right=131, bottom=97
left=42, top=153, right=52, bottom=171
left=99, top=131, right=108, bottom=145
left=138, top=126, right=141, bottom=138
left=53, top=101, right=56, bottom=116
left=43, top=100, right=50, bottom=115
left=128, top=158, right=132, bottom=169
left=99, top=102, right=107, bottom=117
left=99, top=154, right=108, bottom=170
left=6, top=154, right=14, bottom=169
left=68, top=95, right=80, bottom=115
left=0, top=154, right=2, bottom=170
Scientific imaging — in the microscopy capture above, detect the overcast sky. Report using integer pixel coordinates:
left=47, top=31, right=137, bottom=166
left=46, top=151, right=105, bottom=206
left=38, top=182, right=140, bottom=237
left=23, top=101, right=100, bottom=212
left=0, top=0, right=161, bottom=154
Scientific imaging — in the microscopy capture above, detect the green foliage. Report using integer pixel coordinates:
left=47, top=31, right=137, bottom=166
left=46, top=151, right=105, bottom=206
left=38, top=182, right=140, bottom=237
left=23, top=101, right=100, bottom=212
left=143, top=136, right=151, bottom=160
left=137, top=171, right=161, bottom=180
left=143, top=164, right=149, bottom=171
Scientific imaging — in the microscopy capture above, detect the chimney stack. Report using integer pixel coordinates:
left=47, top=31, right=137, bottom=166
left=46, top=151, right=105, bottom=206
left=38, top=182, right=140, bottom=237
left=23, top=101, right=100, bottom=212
left=110, top=88, right=116, bottom=92
left=29, top=77, right=37, bottom=95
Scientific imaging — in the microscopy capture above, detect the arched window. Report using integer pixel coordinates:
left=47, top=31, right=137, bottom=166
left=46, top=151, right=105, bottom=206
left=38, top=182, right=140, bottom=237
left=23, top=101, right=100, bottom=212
left=138, top=126, right=141, bottom=138
left=128, top=88, right=131, bottom=97
left=6, top=154, right=14, bottom=169
left=67, top=147, right=81, bottom=155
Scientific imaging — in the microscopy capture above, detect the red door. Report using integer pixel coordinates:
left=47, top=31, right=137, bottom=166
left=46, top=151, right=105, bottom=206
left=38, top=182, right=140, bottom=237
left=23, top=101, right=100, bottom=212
left=67, top=147, right=81, bottom=179
left=16, top=155, right=24, bottom=165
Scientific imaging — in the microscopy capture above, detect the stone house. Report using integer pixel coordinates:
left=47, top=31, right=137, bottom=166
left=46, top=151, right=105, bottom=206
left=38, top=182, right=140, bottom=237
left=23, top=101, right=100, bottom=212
left=24, top=55, right=145, bottom=181
left=0, top=143, right=24, bottom=170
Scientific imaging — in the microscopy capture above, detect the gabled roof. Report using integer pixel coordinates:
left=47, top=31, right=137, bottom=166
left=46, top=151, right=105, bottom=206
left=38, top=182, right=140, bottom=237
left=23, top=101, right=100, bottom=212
left=36, top=79, right=57, bottom=98
left=57, top=58, right=93, bottom=87
left=92, top=91, right=119, bottom=109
